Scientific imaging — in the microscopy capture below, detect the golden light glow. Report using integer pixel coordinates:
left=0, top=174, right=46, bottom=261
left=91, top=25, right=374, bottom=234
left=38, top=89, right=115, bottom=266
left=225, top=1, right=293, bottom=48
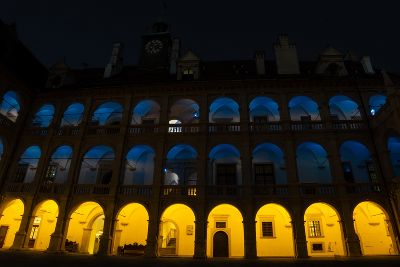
left=304, top=202, right=345, bottom=257
left=28, top=200, right=58, bottom=250
left=207, top=204, right=244, bottom=258
left=158, top=204, right=195, bottom=257
left=0, top=199, right=24, bottom=249
left=113, top=203, right=149, bottom=254
left=255, top=203, right=295, bottom=257
left=353, top=201, right=397, bottom=255
left=65, top=201, right=104, bottom=254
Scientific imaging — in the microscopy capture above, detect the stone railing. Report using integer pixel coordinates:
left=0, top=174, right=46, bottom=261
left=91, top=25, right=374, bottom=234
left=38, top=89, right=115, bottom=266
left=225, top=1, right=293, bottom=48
left=300, top=183, right=336, bottom=196
left=73, top=184, right=111, bottom=195
left=55, top=126, right=81, bottom=136
left=4, top=182, right=35, bottom=193
left=168, top=124, right=201, bottom=134
left=119, top=185, right=153, bottom=197
left=86, top=125, right=120, bottom=136
left=249, top=122, right=282, bottom=133
left=161, top=185, right=198, bottom=197
left=252, top=184, right=290, bottom=196
left=25, top=127, right=49, bottom=136
left=206, top=185, right=243, bottom=197
left=208, top=123, right=241, bottom=133
left=38, top=183, right=67, bottom=194
left=128, top=125, right=160, bottom=134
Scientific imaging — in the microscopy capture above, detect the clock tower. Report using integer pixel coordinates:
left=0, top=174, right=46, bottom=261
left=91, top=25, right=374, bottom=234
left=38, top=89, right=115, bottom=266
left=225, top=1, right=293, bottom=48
left=139, top=20, right=172, bottom=69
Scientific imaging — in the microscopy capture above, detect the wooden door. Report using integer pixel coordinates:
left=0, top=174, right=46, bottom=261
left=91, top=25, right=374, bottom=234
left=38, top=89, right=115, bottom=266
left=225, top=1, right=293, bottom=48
left=213, top=231, right=229, bottom=257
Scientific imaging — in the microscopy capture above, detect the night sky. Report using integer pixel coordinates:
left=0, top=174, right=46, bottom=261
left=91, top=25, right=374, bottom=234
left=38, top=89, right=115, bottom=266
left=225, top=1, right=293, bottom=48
left=2, top=1, right=400, bottom=72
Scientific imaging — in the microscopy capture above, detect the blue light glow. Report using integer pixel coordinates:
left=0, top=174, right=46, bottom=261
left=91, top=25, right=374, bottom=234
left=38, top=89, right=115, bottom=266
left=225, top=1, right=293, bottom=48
left=61, top=103, right=85, bottom=126
left=32, top=104, right=55, bottom=127
left=167, top=144, right=197, bottom=160
left=209, top=97, right=240, bottom=123
left=288, top=96, right=320, bottom=121
left=369, top=94, right=387, bottom=115
left=132, top=99, right=160, bottom=124
left=329, top=95, right=360, bottom=120
left=249, top=96, right=280, bottom=121
left=92, top=101, right=123, bottom=126
left=0, top=91, right=20, bottom=122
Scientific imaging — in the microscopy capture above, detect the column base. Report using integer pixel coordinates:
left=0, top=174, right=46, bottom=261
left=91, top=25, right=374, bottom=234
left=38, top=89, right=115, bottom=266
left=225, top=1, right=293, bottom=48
left=144, top=243, right=157, bottom=258
left=9, top=232, right=26, bottom=250
left=295, top=239, right=309, bottom=258
left=47, top=233, right=64, bottom=252
left=346, top=238, right=362, bottom=256
left=96, top=236, right=112, bottom=256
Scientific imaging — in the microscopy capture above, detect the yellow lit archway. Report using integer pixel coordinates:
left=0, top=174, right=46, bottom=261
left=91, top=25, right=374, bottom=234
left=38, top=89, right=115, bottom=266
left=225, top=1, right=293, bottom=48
left=207, top=204, right=244, bottom=258
left=353, top=201, right=397, bottom=255
left=304, top=203, right=345, bottom=257
left=0, top=199, right=24, bottom=249
left=158, top=204, right=195, bottom=257
left=255, top=203, right=295, bottom=257
left=27, top=200, right=58, bottom=250
left=65, top=201, right=104, bottom=254
left=113, top=203, right=149, bottom=255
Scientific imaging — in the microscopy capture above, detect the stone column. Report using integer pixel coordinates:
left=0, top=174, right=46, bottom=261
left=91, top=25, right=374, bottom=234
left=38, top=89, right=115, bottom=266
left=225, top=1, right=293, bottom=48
left=291, top=203, right=308, bottom=258
left=194, top=204, right=207, bottom=259
left=341, top=203, right=362, bottom=256
left=243, top=209, right=257, bottom=259
left=47, top=200, right=68, bottom=252
left=80, top=228, right=92, bottom=253
left=10, top=197, right=33, bottom=250
left=144, top=203, right=160, bottom=258
left=97, top=205, right=115, bottom=255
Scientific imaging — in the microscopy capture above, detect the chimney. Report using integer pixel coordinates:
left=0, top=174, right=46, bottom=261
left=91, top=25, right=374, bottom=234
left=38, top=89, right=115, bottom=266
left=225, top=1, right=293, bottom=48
left=170, top=38, right=180, bottom=75
left=361, top=56, right=375, bottom=74
left=274, top=34, right=300, bottom=74
left=255, top=51, right=266, bottom=75
left=104, top=42, right=124, bottom=78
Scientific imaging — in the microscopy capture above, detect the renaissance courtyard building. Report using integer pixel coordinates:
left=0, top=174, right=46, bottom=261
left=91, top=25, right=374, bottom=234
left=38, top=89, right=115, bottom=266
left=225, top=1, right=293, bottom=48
left=1, top=19, right=400, bottom=258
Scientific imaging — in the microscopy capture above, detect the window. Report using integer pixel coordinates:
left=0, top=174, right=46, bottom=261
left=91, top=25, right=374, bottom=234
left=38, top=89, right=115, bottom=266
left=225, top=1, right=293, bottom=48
left=261, top=221, right=274, bottom=237
left=215, top=222, right=226, bottom=228
left=44, top=163, right=58, bottom=183
left=308, top=220, right=322, bottom=237
left=216, top=164, right=237, bottom=185
left=15, top=163, right=29, bottom=182
left=341, top=161, right=354, bottom=183
left=311, top=243, right=324, bottom=252
left=254, top=163, right=275, bottom=185
left=183, top=69, right=194, bottom=80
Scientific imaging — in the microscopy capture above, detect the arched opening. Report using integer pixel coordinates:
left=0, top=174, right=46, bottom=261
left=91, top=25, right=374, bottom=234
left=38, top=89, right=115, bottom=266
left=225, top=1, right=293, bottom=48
left=209, top=144, right=242, bottom=186
left=32, top=104, right=55, bottom=128
left=388, top=136, right=400, bottom=177
left=131, top=100, right=160, bottom=125
left=339, top=141, right=376, bottom=183
left=304, top=203, right=345, bottom=257
left=169, top=99, right=199, bottom=124
left=207, top=204, right=244, bottom=258
left=353, top=201, right=397, bottom=255
left=91, top=101, right=123, bottom=126
left=329, top=95, right=361, bottom=120
left=113, top=203, right=149, bottom=255
left=249, top=96, right=280, bottom=123
left=27, top=200, right=58, bottom=250
left=209, top=97, right=240, bottom=123
left=252, top=143, right=286, bottom=191
left=369, top=94, right=387, bottom=116
left=123, top=145, right=155, bottom=185
left=288, top=96, right=320, bottom=121
left=0, top=91, right=20, bottom=122
left=15, top=146, right=41, bottom=183
left=65, top=202, right=104, bottom=254
left=158, top=204, right=195, bottom=257
left=0, top=199, right=24, bottom=248
left=255, top=204, right=295, bottom=257
left=296, top=142, right=332, bottom=183
left=60, top=103, right=85, bottom=126
left=44, top=146, right=73, bottom=184
left=78, top=146, right=115, bottom=184
left=165, top=144, right=197, bottom=185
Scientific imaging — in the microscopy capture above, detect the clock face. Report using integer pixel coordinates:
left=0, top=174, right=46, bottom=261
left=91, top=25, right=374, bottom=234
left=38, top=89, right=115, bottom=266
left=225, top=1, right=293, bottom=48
left=145, top=40, right=163, bottom=55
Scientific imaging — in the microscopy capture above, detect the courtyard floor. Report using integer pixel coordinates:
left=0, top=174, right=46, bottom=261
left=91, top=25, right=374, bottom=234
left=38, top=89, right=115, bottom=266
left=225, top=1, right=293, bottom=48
left=0, top=250, right=400, bottom=267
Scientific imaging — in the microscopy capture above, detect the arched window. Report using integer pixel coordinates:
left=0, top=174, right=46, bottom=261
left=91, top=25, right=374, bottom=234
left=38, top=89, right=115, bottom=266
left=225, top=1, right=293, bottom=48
left=209, top=97, right=240, bottom=123
left=91, top=102, right=123, bottom=126
left=123, top=145, right=155, bottom=185
left=288, top=96, right=320, bottom=121
left=169, top=99, right=200, bottom=124
left=78, top=146, right=115, bottom=184
left=209, top=144, right=241, bottom=185
left=252, top=143, right=286, bottom=187
left=329, top=95, right=361, bottom=120
left=296, top=142, right=332, bottom=183
left=0, top=91, right=20, bottom=122
left=131, top=100, right=160, bottom=125
left=339, top=141, right=376, bottom=183
left=60, top=103, right=85, bottom=126
left=249, top=96, right=280, bottom=122
left=387, top=136, right=400, bottom=177
left=15, top=146, right=41, bottom=183
left=44, top=146, right=73, bottom=183
left=369, top=94, right=387, bottom=116
left=32, top=104, right=55, bottom=127
left=165, top=144, right=197, bottom=185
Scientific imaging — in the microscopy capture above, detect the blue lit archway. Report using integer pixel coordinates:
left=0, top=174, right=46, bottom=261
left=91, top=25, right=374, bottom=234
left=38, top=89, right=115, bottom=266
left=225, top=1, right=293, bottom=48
left=78, top=145, right=115, bottom=184
left=288, top=96, right=320, bottom=121
left=296, top=142, right=332, bottom=183
left=209, top=97, right=240, bottom=123
left=339, top=141, right=374, bottom=183
left=91, top=102, right=123, bottom=126
left=0, top=91, right=20, bottom=122
left=123, top=145, right=155, bottom=185
left=60, top=103, right=85, bottom=126
left=32, top=104, right=55, bottom=127
left=169, top=99, right=200, bottom=124
left=165, top=144, right=198, bottom=185
left=369, top=94, right=387, bottom=116
left=249, top=96, right=280, bottom=122
left=209, top=144, right=241, bottom=185
left=252, top=143, right=286, bottom=184
left=15, top=145, right=41, bottom=183
left=388, top=136, right=400, bottom=177
left=329, top=95, right=360, bottom=120
left=46, top=145, right=73, bottom=183
left=131, top=99, right=160, bottom=125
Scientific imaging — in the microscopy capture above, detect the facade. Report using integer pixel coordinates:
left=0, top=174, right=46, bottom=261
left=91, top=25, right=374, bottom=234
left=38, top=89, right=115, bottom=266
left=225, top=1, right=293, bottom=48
left=0, top=19, right=400, bottom=258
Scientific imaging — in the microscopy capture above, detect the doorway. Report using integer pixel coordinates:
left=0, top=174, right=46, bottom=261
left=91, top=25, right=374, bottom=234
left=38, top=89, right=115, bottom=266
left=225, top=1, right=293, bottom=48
left=213, top=231, right=229, bottom=257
